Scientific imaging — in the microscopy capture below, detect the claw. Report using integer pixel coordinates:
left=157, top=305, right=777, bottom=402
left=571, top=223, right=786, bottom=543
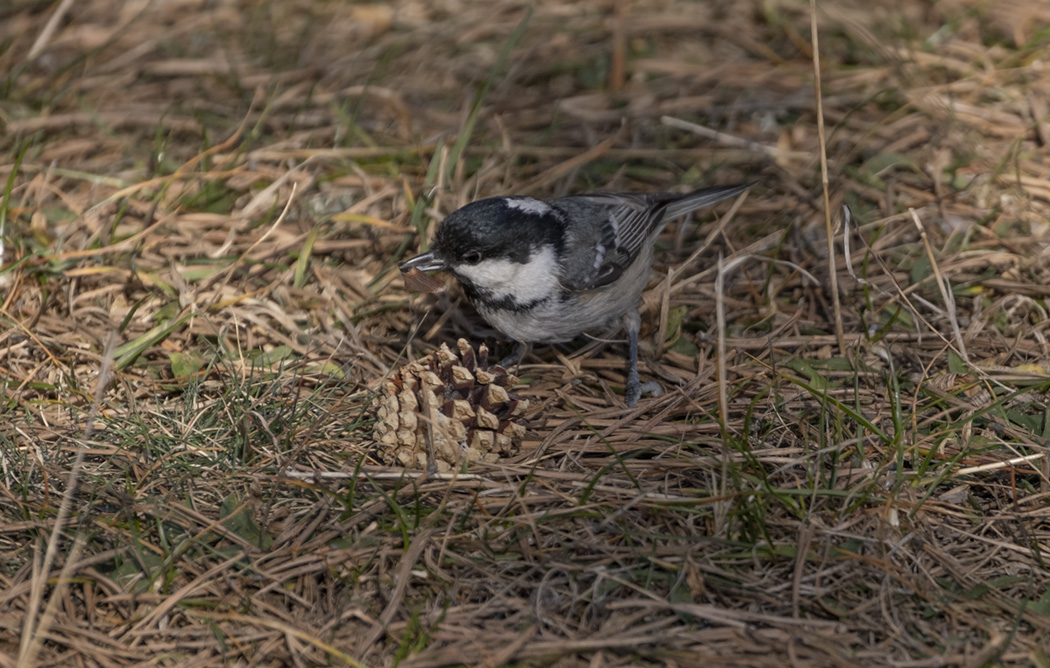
left=640, top=381, right=663, bottom=398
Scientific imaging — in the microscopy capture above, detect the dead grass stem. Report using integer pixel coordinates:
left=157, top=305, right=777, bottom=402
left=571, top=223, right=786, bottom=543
left=1, top=0, right=1049, bottom=666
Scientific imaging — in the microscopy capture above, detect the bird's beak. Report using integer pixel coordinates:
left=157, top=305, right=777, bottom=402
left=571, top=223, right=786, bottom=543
left=399, top=250, right=446, bottom=274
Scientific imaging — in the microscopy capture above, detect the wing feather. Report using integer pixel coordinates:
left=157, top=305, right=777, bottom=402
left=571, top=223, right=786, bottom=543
left=552, top=184, right=751, bottom=292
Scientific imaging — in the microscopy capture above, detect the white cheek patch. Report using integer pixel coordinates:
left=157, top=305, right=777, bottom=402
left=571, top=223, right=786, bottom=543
left=456, top=246, right=559, bottom=304
left=504, top=197, right=552, bottom=215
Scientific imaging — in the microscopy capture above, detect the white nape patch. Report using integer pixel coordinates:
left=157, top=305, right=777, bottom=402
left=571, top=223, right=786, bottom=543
left=592, top=242, right=606, bottom=270
left=504, top=197, right=551, bottom=216
left=456, top=246, right=559, bottom=304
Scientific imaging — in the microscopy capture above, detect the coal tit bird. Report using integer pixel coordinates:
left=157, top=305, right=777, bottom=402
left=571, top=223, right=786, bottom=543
left=399, top=183, right=751, bottom=406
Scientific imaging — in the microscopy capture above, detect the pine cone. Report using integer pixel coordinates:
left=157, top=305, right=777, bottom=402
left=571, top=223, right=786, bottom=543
left=373, top=339, right=528, bottom=471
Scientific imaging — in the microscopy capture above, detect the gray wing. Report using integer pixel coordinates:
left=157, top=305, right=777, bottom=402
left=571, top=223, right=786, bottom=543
left=551, top=184, right=752, bottom=292
left=551, top=193, right=667, bottom=292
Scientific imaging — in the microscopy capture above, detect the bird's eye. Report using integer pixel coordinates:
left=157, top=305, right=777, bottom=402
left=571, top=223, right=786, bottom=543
left=462, top=250, right=483, bottom=265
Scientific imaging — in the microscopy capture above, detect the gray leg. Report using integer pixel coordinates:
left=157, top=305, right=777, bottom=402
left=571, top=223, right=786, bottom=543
left=626, top=324, right=642, bottom=407
left=500, top=340, right=528, bottom=369
left=624, top=311, right=662, bottom=407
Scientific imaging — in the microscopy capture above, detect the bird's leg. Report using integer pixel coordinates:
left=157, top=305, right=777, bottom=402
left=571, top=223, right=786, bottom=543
left=499, top=340, right=529, bottom=369
left=624, top=311, right=662, bottom=407
left=626, top=324, right=643, bottom=407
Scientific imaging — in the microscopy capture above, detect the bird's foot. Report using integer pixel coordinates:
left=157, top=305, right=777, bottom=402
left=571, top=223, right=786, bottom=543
left=625, top=373, right=664, bottom=407
left=640, top=381, right=663, bottom=398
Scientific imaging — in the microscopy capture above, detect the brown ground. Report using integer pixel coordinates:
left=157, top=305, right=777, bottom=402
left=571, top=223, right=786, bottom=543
left=2, top=0, right=1050, bottom=666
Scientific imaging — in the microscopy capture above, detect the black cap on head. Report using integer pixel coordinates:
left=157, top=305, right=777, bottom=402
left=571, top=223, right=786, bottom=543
left=433, top=197, right=564, bottom=266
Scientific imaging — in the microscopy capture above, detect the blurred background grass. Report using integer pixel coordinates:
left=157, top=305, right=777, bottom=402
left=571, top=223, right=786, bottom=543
left=2, top=0, right=1050, bottom=666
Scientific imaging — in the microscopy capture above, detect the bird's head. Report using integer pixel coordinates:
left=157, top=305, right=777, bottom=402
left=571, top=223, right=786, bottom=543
left=399, top=197, right=564, bottom=305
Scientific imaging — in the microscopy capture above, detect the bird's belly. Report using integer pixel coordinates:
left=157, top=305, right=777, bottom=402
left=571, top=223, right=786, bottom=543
left=472, top=248, right=654, bottom=344
left=476, top=287, right=643, bottom=344
left=477, top=303, right=598, bottom=343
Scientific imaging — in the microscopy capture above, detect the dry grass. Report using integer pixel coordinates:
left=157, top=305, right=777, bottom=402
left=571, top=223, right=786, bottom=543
left=2, top=0, right=1050, bottom=666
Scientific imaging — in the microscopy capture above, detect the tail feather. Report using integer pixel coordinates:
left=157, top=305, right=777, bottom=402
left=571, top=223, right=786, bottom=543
left=662, top=182, right=754, bottom=220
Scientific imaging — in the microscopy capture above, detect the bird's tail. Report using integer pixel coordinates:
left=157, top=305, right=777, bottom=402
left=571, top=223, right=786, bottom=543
left=662, top=182, right=754, bottom=220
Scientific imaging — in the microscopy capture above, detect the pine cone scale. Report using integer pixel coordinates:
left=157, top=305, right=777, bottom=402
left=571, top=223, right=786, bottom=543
left=372, top=339, right=529, bottom=471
